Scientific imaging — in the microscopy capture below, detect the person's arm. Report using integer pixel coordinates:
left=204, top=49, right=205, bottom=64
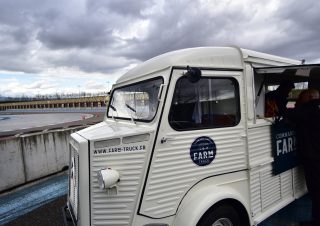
left=277, top=96, right=290, bottom=116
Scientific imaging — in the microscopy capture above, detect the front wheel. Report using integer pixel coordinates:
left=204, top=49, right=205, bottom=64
left=197, top=204, right=242, bottom=226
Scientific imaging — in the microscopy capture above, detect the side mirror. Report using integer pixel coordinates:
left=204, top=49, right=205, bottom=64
left=185, top=66, right=201, bottom=83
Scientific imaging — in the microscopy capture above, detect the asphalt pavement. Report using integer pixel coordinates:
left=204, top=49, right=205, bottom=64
left=4, top=196, right=67, bottom=226
left=0, top=109, right=105, bottom=137
left=0, top=113, right=93, bottom=132
left=0, top=172, right=68, bottom=226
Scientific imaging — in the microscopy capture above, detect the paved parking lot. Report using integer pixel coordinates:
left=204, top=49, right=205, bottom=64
left=0, top=110, right=104, bottom=137
left=0, top=113, right=93, bottom=132
left=259, top=195, right=312, bottom=226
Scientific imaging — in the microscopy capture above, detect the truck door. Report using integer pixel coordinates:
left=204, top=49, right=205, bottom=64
left=139, top=67, right=247, bottom=218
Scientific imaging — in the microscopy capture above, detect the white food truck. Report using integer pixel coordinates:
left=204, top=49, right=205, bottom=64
left=64, top=47, right=320, bottom=226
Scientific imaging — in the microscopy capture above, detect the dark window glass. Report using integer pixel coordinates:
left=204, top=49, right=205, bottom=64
left=169, top=76, right=240, bottom=130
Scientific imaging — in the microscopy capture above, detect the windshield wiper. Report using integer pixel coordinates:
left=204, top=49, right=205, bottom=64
left=109, top=104, right=117, bottom=112
left=125, top=103, right=136, bottom=124
left=125, top=103, right=136, bottom=113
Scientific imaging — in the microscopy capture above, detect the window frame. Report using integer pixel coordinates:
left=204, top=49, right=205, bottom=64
left=168, top=75, right=241, bottom=131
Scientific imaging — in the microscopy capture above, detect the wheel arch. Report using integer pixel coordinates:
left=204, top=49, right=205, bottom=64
left=172, top=174, right=251, bottom=226
left=197, top=198, right=250, bottom=226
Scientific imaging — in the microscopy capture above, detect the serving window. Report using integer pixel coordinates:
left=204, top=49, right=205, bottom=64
left=253, top=65, right=320, bottom=119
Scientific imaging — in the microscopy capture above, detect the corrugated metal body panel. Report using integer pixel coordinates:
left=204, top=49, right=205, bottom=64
left=248, top=125, right=272, bottom=167
left=249, top=165, right=295, bottom=217
left=280, top=170, right=293, bottom=197
left=90, top=142, right=149, bottom=226
left=248, top=125, right=299, bottom=219
left=249, top=169, right=262, bottom=217
left=260, top=165, right=281, bottom=209
left=140, top=126, right=247, bottom=218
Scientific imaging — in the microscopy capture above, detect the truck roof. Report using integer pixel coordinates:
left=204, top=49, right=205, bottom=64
left=117, top=46, right=300, bottom=84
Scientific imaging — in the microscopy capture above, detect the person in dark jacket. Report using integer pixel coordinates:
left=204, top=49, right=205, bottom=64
left=265, top=80, right=295, bottom=117
left=285, top=89, right=320, bottom=226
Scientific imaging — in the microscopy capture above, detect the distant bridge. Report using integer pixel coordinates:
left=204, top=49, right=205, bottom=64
left=0, top=96, right=109, bottom=111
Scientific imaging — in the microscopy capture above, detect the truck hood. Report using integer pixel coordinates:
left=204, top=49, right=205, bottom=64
left=76, top=121, right=155, bottom=141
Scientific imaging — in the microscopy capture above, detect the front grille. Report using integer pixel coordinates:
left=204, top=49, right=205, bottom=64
left=69, top=143, right=79, bottom=220
left=90, top=149, right=148, bottom=226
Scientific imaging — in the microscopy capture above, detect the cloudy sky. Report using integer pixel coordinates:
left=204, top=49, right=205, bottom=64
left=0, top=0, right=320, bottom=97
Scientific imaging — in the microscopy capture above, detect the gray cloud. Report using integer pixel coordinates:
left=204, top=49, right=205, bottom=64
left=87, top=0, right=153, bottom=17
left=0, top=0, right=320, bottom=78
left=37, top=18, right=114, bottom=49
left=253, top=0, right=320, bottom=61
left=42, top=49, right=139, bottom=73
left=120, top=0, right=320, bottom=64
left=119, top=0, right=255, bottom=60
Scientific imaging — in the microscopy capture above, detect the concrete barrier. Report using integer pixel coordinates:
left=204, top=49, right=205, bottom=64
left=0, top=126, right=86, bottom=192
left=0, top=138, right=25, bottom=191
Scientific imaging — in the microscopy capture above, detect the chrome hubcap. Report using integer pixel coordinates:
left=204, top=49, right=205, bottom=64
left=212, top=218, right=233, bottom=226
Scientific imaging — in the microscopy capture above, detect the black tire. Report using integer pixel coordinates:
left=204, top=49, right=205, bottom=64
left=197, top=204, right=242, bottom=226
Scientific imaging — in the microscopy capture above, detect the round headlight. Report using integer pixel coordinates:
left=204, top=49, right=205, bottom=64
left=97, top=168, right=120, bottom=190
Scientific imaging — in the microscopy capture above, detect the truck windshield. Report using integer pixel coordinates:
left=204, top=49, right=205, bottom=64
left=107, top=77, right=163, bottom=122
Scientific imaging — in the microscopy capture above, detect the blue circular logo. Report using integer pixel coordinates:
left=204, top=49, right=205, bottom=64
left=190, top=136, right=216, bottom=166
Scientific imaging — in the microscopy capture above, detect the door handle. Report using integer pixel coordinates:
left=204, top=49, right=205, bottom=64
left=160, top=136, right=174, bottom=144
left=240, top=133, right=247, bottom=139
